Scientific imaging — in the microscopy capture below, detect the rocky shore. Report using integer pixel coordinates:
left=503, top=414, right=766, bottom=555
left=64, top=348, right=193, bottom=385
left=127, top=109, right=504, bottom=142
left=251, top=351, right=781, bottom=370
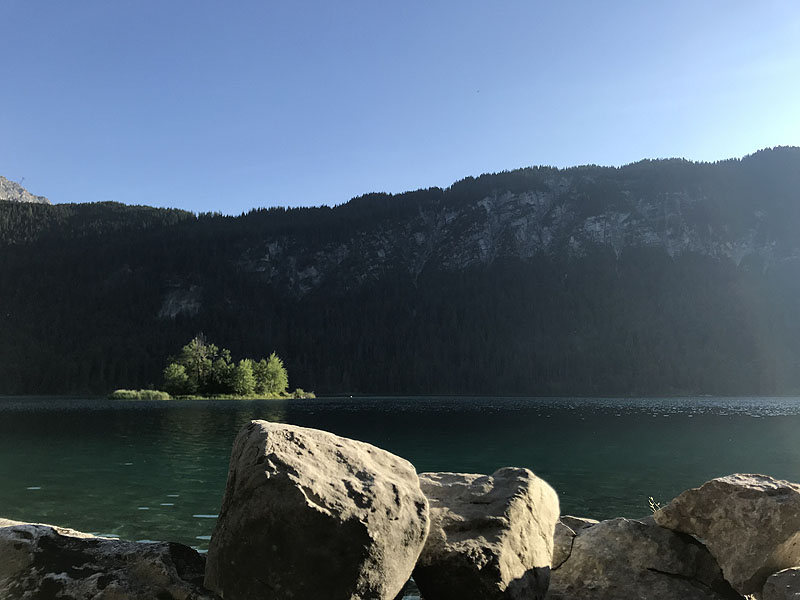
left=3, top=420, right=800, bottom=599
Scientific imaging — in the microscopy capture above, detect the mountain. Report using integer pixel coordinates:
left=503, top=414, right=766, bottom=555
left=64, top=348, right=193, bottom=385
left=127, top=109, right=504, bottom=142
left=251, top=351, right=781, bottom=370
left=0, top=176, right=50, bottom=204
left=1, top=147, right=800, bottom=396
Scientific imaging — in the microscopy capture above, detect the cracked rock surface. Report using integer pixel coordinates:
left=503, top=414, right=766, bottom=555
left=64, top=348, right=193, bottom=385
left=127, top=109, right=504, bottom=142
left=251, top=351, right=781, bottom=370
left=552, top=516, right=597, bottom=570
left=654, top=474, right=800, bottom=596
left=546, top=517, right=742, bottom=600
left=412, top=467, right=559, bottom=600
left=204, top=420, right=430, bottom=600
left=0, top=518, right=215, bottom=599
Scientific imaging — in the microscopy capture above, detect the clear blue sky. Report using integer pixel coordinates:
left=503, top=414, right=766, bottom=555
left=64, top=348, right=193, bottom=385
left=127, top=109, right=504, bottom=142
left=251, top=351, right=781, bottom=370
left=2, top=1, right=799, bottom=213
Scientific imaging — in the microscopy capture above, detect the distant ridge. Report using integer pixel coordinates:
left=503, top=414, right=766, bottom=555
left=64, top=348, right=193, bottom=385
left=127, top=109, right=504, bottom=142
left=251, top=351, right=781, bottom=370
left=0, top=176, right=50, bottom=204
left=2, top=147, right=800, bottom=396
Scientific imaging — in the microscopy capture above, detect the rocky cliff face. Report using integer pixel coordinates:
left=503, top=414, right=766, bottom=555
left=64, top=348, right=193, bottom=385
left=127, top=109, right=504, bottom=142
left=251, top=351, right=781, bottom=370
left=0, top=176, right=50, bottom=204
left=236, top=151, right=800, bottom=298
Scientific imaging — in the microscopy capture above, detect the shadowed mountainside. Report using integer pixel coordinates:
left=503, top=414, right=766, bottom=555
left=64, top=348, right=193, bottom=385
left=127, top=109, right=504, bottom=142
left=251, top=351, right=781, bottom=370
left=2, top=147, right=799, bottom=396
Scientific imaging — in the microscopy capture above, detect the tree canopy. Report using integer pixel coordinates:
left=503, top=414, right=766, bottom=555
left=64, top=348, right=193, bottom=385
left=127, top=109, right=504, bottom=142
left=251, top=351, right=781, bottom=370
left=163, top=335, right=289, bottom=397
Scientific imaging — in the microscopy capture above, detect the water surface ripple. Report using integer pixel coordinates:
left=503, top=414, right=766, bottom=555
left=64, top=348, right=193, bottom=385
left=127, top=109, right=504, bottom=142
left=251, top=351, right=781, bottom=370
left=2, top=395, right=800, bottom=550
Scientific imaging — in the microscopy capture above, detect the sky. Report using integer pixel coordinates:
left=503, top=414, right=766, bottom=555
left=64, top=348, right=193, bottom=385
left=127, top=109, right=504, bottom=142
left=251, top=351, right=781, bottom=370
left=2, top=1, right=800, bottom=214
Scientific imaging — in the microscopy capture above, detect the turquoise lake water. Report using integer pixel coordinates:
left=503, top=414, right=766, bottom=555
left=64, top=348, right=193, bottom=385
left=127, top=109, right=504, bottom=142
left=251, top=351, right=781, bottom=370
left=2, top=395, right=800, bottom=552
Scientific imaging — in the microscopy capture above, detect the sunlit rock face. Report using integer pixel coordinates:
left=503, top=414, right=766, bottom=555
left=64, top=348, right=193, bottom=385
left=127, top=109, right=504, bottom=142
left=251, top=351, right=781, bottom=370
left=654, top=474, right=800, bottom=596
left=204, top=420, right=430, bottom=600
left=413, top=467, right=559, bottom=600
left=0, top=176, right=50, bottom=204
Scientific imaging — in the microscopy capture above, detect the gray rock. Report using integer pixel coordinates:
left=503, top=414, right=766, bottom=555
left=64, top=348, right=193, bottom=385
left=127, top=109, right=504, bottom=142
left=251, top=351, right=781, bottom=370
left=0, top=519, right=215, bottom=599
left=0, top=176, right=49, bottom=204
left=412, top=467, right=559, bottom=600
left=654, top=474, right=800, bottom=595
left=763, top=568, right=800, bottom=600
left=546, top=517, right=741, bottom=600
left=552, top=516, right=598, bottom=569
left=205, top=420, right=429, bottom=600
left=559, top=516, right=598, bottom=531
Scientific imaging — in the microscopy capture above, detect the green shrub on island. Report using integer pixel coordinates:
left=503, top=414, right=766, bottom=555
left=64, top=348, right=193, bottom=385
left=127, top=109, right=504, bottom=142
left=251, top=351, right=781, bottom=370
left=110, top=389, right=171, bottom=400
left=162, top=335, right=291, bottom=398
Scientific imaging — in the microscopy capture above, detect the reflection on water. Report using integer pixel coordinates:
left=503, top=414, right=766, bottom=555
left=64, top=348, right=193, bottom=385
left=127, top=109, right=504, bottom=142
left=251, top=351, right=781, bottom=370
left=2, top=396, right=800, bottom=550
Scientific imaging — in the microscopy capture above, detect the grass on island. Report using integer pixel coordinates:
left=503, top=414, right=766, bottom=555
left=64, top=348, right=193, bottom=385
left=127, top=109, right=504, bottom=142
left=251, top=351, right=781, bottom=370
left=109, top=388, right=315, bottom=401
left=109, top=389, right=171, bottom=400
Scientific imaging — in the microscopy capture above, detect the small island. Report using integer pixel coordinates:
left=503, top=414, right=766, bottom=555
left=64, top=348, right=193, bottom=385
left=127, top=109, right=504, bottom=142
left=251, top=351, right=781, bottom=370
left=110, top=335, right=314, bottom=400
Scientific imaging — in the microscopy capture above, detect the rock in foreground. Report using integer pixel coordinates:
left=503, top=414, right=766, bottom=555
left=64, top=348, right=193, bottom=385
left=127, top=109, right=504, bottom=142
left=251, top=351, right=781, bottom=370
left=546, top=517, right=741, bottom=600
left=204, top=420, right=429, bottom=600
left=551, top=516, right=597, bottom=570
left=0, top=518, right=215, bottom=599
left=762, top=568, right=800, bottom=600
left=654, top=474, right=800, bottom=595
left=412, top=467, right=559, bottom=600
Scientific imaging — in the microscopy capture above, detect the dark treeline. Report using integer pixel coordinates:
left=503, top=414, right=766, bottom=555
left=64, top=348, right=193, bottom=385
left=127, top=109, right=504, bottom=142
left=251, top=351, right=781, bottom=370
left=2, top=147, right=800, bottom=396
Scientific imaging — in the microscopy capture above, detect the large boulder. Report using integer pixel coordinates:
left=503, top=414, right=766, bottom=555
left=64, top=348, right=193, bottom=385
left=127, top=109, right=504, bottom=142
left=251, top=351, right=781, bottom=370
left=654, top=474, right=800, bottom=595
left=546, top=517, right=741, bottom=600
left=762, top=568, right=800, bottom=600
left=0, top=518, right=215, bottom=599
left=412, top=467, right=559, bottom=600
left=204, top=420, right=430, bottom=600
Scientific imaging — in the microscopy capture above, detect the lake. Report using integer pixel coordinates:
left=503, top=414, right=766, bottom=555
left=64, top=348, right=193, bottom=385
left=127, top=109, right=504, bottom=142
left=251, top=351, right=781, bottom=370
left=2, top=395, right=800, bottom=553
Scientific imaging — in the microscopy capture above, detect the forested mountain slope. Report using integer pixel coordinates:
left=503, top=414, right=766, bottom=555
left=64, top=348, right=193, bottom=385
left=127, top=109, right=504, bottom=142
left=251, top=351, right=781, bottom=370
left=2, top=147, right=800, bottom=396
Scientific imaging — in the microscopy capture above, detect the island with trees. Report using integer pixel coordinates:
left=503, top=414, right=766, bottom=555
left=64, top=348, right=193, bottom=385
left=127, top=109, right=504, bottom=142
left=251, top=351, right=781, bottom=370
left=111, top=335, right=313, bottom=400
